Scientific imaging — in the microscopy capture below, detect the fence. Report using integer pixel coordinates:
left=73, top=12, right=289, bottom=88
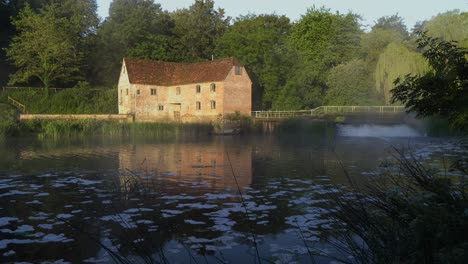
left=252, top=106, right=405, bottom=119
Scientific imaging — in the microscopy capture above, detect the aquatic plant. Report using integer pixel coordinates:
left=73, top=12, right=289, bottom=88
left=330, top=147, right=468, bottom=263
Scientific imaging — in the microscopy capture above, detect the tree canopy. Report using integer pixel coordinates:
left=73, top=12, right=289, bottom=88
left=392, top=33, right=468, bottom=128
left=5, top=3, right=82, bottom=90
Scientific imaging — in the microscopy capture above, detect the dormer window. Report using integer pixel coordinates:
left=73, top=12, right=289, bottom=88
left=235, top=66, right=241, bottom=75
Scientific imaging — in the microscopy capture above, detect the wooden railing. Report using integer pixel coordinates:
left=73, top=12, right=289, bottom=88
left=7, top=96, right=26, bottom=113
left=252, top=106, right=405, bottom=119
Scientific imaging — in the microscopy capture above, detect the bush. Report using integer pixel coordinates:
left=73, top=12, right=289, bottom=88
left=0, top=87, right=118, bottom=114
left=0, top=103, right=20, bottom=137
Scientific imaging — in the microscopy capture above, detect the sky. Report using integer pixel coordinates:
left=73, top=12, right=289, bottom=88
left=96, top=0, right=467, bottom=30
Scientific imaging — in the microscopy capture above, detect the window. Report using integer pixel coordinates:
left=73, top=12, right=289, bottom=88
left=210, top=100, right=216, bottom=109
left=119, top=90, right=122, bottom=105
left=151, top=88, right=157, bottom=95
left=196, top=101, right=201, bottom=110
left=136, top=89, right=140, bottom=95
left=196, top=85, right=201, bottom=93
left=210, top=83, right=216, bottom=92
left=235, top=66, right=242, bottom=75
left=158, top=105, right=164, bottom=111
left=176, top=87, right=181, bottom=95
left=126, top=89, right=128, bottom=96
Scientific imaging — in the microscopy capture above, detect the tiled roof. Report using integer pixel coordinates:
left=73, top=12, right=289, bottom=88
left=124, top=57, right=241, bottom=86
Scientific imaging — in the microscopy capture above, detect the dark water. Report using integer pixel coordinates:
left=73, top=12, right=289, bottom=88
left=0, top=124, right=464, bottom=263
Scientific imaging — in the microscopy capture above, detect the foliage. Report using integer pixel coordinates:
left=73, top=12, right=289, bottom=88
left=286, top=7, right=362, bottom=109
left=422, top=10, right=468, bottom=49
left=360, top=28, right=405, bottom=64
left=0, top=87, right=118, bottom=114
left=392, top=33, right=468, bottom=128
left=289, top=7, right=362, bottom=68
left=89, top=0, right=172, bottom=85
left=332, top=150, right=468, bottom=263
left=371, top=14, right=409, bottom=39
left=375, top=42, right=428, bottom=103
left=171, top=0, right=230, bottom=62
left=5, top=3, right=82, bottom=90
left=215, top=14, right=293, bottom=109
left=324, top=59, right=380, bottom=105
left=0, top=103, right=19, bottom=137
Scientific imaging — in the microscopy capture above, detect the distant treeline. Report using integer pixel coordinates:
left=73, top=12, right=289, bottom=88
left=0, top=0, right=467, bottom=110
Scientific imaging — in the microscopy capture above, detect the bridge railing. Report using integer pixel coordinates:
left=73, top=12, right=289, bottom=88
left=8, top=96, right=26, bottom=113
left=252, top=106, right=405, bottom=119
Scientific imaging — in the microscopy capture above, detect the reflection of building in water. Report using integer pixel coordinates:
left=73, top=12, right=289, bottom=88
left=118, top=142, right=252, bottom=190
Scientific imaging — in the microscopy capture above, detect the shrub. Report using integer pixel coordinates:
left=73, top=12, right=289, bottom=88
left=0, top=103, right=20, bottom=137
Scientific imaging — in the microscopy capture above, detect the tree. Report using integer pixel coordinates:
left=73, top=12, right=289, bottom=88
left=372, top=14, right=409, bottom=39
left=5, top=3, right=81, bottom=91
left=215, top=14, right=293, bottom=109
left=89, top=0, right=173, bottom=85
left=375, top=42, right=428, bottom=103
left=392, top=33, right=468, bottom=128
left=422, top=10, right=468, bottom=49
left=361, top=28, right=406, bottom=64
left=171, top=0, right=230, bottom=62
left=287, top=7, right=362, bottom=108
left=324, top=60, right=377, bottom=105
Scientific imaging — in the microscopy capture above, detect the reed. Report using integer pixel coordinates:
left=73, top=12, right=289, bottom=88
left=19, top=119, right=213, bottom=139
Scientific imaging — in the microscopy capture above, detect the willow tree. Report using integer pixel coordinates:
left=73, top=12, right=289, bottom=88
left=375, top=43, right=428, bottom=104
left=423, top=10, right=468, bottom=49
left=5, top=3, right=81, bottom=92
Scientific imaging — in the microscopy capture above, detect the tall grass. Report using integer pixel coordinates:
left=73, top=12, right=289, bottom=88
left=329, top=148, right=468, bottom=263
left=20, top=119, right=213, bottom=139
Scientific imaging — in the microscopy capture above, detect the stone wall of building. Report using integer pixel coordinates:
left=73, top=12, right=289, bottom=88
left=118, top=61, right=132, bottom=115
left=118, top=62, right=252, bottom=122
left=130, top=81, right=225, bottom=122
left=223, top=66, right=252, bottom=116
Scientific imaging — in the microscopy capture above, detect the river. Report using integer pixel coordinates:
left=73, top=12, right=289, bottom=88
left=0, top=124, right=464, bottom=263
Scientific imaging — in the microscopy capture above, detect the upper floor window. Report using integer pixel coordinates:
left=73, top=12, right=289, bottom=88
left=196, top=85, right=201, bottom=93
left=176, top=87, right=181, bottom=95
left=158, top=105, right=164, bottom=111
left=210, top=83, right=216, bottom=92
left=136, top=89, right=140, bottom=95
left=210, top=100, right=216, bottom=109
left=126, top=89, right=128, bottom=96
left=196, top=101, right=201, bottom=110
left=235, top=66, right=242, bottom=75
left=151, top=88, right=157, bottom=95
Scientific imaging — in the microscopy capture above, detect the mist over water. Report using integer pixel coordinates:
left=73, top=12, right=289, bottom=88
left=337, top=124, right=422, bottom=138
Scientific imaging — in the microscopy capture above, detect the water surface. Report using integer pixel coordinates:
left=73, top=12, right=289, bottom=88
left=0, top=124, right=464, bottom=263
